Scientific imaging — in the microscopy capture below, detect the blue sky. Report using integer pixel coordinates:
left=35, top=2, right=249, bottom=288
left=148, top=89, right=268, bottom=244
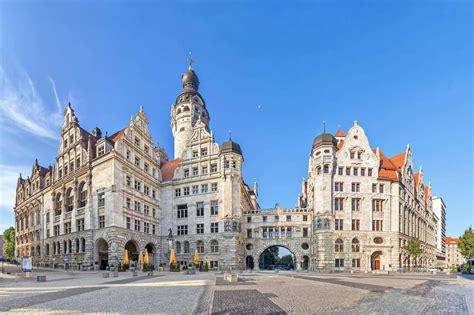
left=0, top=1, right=472, bottom=237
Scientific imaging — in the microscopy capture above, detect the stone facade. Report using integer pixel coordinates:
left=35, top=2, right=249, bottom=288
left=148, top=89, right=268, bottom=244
left=13, top=65, right=440, bottom=272
left=432, top=197, right=447, bottom=268
left=445, top=237, right=464, bottom=269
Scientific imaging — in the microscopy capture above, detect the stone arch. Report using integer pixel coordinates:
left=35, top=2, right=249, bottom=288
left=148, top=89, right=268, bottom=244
left=124, top=239, right=140, bottom=263
left=254, top=240, right=305, bottom=270
left=145, top=242, right=157, bottom=266
left=95, top=238, right=109, bottom=270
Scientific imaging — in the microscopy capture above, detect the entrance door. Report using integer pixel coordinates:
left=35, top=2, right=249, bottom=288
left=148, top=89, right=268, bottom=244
left=371, top=251, right=382, bottom=270
left=375, top=259, right=380, bottom=270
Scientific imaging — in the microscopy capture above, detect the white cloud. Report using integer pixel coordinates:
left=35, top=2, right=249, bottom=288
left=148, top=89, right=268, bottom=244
left=0, top=66, right=63, bottom=140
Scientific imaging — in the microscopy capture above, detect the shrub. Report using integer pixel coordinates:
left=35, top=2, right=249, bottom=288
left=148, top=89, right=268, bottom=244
left=462, top=265, right=471, bottom=274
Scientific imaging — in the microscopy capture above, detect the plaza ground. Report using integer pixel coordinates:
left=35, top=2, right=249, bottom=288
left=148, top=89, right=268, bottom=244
left=0, top=265, right=472, bottom=314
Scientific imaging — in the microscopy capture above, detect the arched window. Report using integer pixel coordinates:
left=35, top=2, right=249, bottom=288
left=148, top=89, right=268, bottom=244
left=75, top=239, right=80, bottom=253
left=197, top=240, right=204, bottom=254
left=81, top=238, right=86, bottom=252
left=183, top=106, right=190, bottom=112
left=55, top=193, right=62, bottom=216
left=352, top=238, right=360, bottom=252
left=45, top=243, right=50, bottom=256
left=177, top=108, right=182, bottom=114
left=335, top=239, right=343, bottom=252
left=36, top=245, right=41, bottom=256
left=68, top=239, right=72, bottom=254
left=57, top=241, right=61, bottom=254
left=210, top=240, right=218, bottom=253
left=64, top=240, right=67, bottom=254
left=79, top=182, right=87, bottom=208
left=53, top=242, right=56, bottom=255
left=316, top=166, right=321, bottom=175
left=183, top=241, right=190, bottom=254
left=66, top=188, right=74, bottom=212
left=175, top=241, right=181, bottom=254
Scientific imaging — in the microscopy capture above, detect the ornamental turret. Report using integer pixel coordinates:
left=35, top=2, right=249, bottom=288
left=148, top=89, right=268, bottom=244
left=171, top=65, right=210, bottom=159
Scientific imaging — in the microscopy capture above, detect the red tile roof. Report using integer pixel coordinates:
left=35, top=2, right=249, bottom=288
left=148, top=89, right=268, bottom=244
left=373, top=149, right=399, bottom=181
left=108, top=128, right=126, bottom=143
left=414, top=172, right=420, bottom=186
left=337, top=140, right=344, bottom=150
left=160, top=159, right=179, bottom=181
left=445, top=237, right=460, bottom=245
left=390, top=152, right=406, bottom=171
left=335, top=130, right=346, bottom=137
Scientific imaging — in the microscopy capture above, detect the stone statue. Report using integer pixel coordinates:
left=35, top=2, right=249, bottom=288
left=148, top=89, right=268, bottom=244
left=168, top=228, right=173, bottom=239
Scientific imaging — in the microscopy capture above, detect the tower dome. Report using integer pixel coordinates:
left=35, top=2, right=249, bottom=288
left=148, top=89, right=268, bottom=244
left=181, top=66, right=200, bottom=91
left=312, top=133, right=337, bottom=151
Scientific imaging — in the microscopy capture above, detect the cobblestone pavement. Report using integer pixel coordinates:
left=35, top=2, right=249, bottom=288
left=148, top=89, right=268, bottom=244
left=0, top=269, right=472, bottom=314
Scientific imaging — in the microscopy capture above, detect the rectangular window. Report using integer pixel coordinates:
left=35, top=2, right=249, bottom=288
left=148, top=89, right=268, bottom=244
left=144, top=222, right=150, bottom=233
left=211, top=183, right=218, bottom=192
left=201, top=184, right=208, bottom=193
left=379, top=184, right=384, bottom=193
left=152, top=189, right=156, bottom=198
left=352, top=219, right=360, bottom=231
left=126, top=197, right=131, bottom=209
left=263, top=216, right=267, bottom=222
left=372, top=184, right=377, bottom=193
left=368, top=168, right=373, bottom=176
left=144, top=186, right=150, bottom=196
left=211, top=222, right=219, bottom=233
left=70, top=161, right=74, bottom=173
left=196, top=202, right=204, bottom=217
left=98, top=146, right=105, bottom=157
left=247, top=228, right=252, bottom=238
left=210, top=164, right=217, bottom=173
left=76, top=219, right=84, bottom=231
left=192, top=185, right=199, bottom=194
left=274, top=215, right=279, bottom=222
left=335, top=198, right=344, bottom=211
left=196, top=223, right=204, bottom=234
left=126, top=176, right=132, bottom=187
left=192, top=167, right=198, bottom=176
left=126, top=150, right=131, bottom=160
left=54, top=225, right=60, bottom=236
left=286, top=215, right=291, bottom=222
left=335, top=182, right=344, bottom=192
left=177, top=225, right=188, bottom=235
left=350, top=152, right=355, bottom=159
left=99, top=216, right=105, bottom=229
left=134, top=220, right=141, bottom=231
left=144, top=163, right=149, bottom=173
left=98, top=193, right=105, bottom=207
left=144, top=145, right=149, bottom=154
left=202, top=166, right=208, bottom=174
left=152, top=224, right=156, bottom=235
left=144, top=205, right=150, bottom=216
left=372, top=199, right=383, bottom=212
left=135, top=156, right=140, bottom=167
left=372, top=219, right=383, bottom=231
left=335, top=219, right=343, bottom=230
left=210, top=200, right=219, bottom=215
left=247, top=216, right=252, bottom=223
left=201, top=148, right=208, bottom=156
left=126, top=217, right=131, bottom=229
left=338, top=167, right=343, bottom=175
left=64, top=222, right=71, bottom=234
left=175, top=188, right=181, bottom=197
left=351, top=182, right=360, bottom=192
left=134, top=180, right=141, bottom=191
left=351, top=198, right=361, bottom=211
left=352, top=258, right=361, bottom=268
left=335, top=258, right=344, bottom=268
left=184, top=169, right=189, bottom=178
left=303, top=227, right=308, bottom=237
left=346, top=167, right=350, bottom=175
left=183, top=187, right=190, bottom=196
left=192, top=150, right=198, bottom=158
left=76, top=157, right=81, bottom=168
left=303, top=215, right=308, bottom=222
left=361, top=168, right=365, bottom=176
left=152, top=208, right=156, bottom=218
left=177, top=204, right=188, bottom=218
left=134, top=201, right=141, bottom=212
left=353, top=168, right=358, bottom=176
left=224, top=160, right=230, bottom=168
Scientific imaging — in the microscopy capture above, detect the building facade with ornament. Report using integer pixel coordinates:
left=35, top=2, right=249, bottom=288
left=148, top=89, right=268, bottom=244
left=14, top=65, right=442, bottom=272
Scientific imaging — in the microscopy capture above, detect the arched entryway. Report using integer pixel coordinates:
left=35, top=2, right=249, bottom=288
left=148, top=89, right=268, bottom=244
left=371, top=251, right=383, bottom=270
left=145, top=243, right=157, bottom=267
left=245, top=255, right=255, bottom=270
left=96, top=238, right=109, bottom=270
left=125, top=240, right=140, bottom=264
left=259, top=245, right=294, bottom=270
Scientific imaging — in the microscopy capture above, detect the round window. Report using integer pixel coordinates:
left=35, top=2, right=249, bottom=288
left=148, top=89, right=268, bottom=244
left=246, top=243, right=253, bottom=250
left=301, top=243, right=309, bottom=250
left=374, top=237, right=383, bottom=244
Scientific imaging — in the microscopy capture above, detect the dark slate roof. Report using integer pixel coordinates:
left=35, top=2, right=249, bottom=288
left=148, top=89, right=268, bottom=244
left=220, top=140, right=242, bottom=155
left=312, top=133, right=337, bottom=150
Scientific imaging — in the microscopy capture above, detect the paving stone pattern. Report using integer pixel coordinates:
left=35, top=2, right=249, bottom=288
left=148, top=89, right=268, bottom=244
left=212, top=289, right=286, bottom=315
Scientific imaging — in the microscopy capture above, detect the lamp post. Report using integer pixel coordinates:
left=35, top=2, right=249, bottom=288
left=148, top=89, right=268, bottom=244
left=166, top=228, right=174, bottom=267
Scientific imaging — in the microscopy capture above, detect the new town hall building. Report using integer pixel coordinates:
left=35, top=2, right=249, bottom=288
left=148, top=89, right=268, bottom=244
left=14, top=66, right=444, bottom=272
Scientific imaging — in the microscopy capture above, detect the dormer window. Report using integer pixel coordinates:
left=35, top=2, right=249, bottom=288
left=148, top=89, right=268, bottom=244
left=98, top=146, right=105, bottom=157
left=357, top=152, right=362, bottom=159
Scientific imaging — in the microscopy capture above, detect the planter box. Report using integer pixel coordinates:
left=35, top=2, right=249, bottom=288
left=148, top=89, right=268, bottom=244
left=224, top=273, right=239, bottom=282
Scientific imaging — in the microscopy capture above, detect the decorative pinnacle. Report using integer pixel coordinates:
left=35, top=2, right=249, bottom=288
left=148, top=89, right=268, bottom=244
left=229, top=130, right=232, bottom=141
left=188, top=52, right=196, bottom=70
left=323, top=121, right=326, bottom=133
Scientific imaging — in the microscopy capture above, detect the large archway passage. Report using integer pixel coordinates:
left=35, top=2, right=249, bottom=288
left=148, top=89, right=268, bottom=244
left=96, top=238, right=109, bottom=270
left=259, top=245, right=295, bottom=270
left=125, top=240, right=140, bottom=263
left=145, top=243, right=157, bottom=266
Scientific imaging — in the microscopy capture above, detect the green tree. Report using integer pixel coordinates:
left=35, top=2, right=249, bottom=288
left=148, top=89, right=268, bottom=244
left=2, top=226, right=15, bottom=259
left=406, top=237, right=423, bottom=269
left=459, top=226, right=474, bottom=259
